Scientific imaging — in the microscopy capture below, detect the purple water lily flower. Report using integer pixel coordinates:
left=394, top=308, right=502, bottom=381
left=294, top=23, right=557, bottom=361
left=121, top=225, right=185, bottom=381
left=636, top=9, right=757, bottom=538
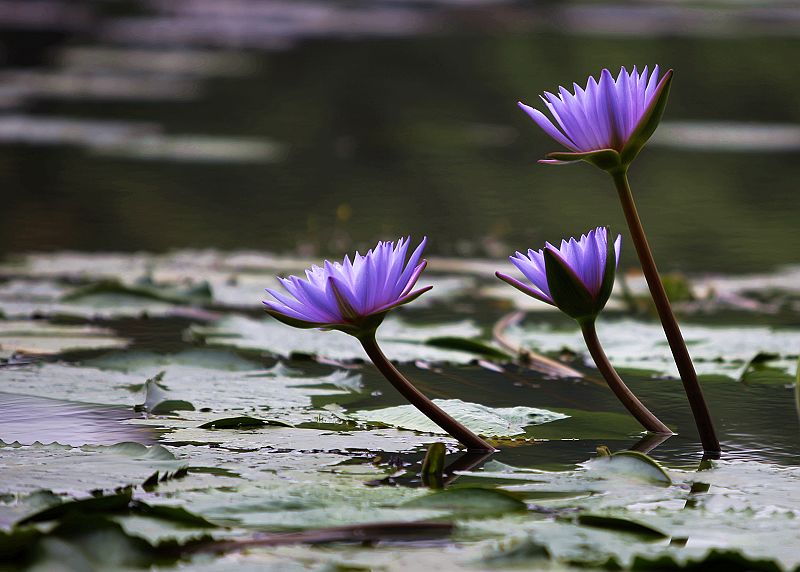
left=518, top=66, right=672, bottom=170
left=263, top=237, right=431, bottom=335
left=497, top=227, right=621, bottom=323
left=262, top=237, right=494, bottom=451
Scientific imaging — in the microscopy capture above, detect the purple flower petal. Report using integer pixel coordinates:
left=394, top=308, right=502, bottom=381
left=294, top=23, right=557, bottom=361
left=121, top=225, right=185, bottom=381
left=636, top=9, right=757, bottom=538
left=499, top=227, right=622, bottom=307
left=263, top=237, right=430, bottom=328
left=520, top=65, right=665, bottom=154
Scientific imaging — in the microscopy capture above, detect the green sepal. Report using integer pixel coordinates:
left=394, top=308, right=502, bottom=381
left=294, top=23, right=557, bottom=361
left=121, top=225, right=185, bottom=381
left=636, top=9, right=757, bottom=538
left=546, top=148, right=622, bottom=171
left=619, top=69, right=673, bottom=166
left=594, top=227, right=618, bottom=312
left=333, top=312, right=387, bottom=338
left=264, top=308, right=328, bottom=330
left=265, top=306, right=385, bottom=337
left=543, top=249, right=597, bottom=323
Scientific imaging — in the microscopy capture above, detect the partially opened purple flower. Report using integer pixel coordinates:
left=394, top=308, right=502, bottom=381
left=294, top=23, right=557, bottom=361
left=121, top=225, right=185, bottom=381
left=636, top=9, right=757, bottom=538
left=518, top=66, right=672, bottom=170
left=497, top=227, right=621, bottom=323
left=496, top=229, right=671, bottom=435
left=263, top=237, right=431, bottom=336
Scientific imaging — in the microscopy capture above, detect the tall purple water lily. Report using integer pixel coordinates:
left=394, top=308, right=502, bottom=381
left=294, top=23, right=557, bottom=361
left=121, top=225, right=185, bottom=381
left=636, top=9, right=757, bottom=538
left=496, top=228, right=670, bottom=435
left=263, top=237, right=493, bottom=451
left=517, top=65, right=719, bottom=452
left=519, top=66, right=672, bottom=171
left=263, top=237, right=430, bottom=335
left=496, top=227, right=621, bottom=324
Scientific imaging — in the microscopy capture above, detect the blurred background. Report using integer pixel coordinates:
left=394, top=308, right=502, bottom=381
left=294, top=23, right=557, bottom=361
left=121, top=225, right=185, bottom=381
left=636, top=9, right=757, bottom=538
left=0, top=0, right=799, bottom=273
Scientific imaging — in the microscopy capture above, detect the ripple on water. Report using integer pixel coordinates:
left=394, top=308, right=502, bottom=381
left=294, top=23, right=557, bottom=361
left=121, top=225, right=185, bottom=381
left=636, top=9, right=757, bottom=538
left=0, top=392, right=154, bottom=447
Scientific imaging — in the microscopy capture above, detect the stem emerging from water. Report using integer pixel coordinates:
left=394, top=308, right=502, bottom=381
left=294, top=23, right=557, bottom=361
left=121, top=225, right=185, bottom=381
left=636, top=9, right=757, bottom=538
left=611, top=170, right=720, bottom=453
left=581, top=320, right=672, bottom=434
left=359, top=333, right=495, bottom=451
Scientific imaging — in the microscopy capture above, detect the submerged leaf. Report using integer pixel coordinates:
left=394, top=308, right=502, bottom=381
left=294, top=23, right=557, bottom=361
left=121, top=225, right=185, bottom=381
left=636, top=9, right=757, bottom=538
left=420, top=442, right=446, bottom=489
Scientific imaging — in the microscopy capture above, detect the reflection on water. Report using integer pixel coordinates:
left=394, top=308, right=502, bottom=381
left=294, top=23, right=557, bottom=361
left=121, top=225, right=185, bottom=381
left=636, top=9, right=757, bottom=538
left=0, top=1, right=798, bottom=273
left=0, top=392, right=153, bottom=446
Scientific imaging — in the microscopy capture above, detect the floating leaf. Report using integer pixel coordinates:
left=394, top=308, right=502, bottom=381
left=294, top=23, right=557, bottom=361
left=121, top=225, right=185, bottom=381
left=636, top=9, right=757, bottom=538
left=350, top=399, right=568, bottom=438
left=130, top=501, right=216, bottom=528
left=587, top=450, right=672, bottom=486
left=630, top=549, right=784, bottom=572
left=403, top=487, right=527, bottom=517
left=574, top=514, right=669, bottom=539
left=188, top=315, right=484, bottom=363
left=62, top=278, right=212, bottom=306
left=0, top=321, right=128, bottom=358
left=524, top=408, right=644, bottom=441
left=510, top=319, right=800, bottom=379
left=18, top=490, right=133, bottom=524
left=135, top=374, right=195, bottom=414
left=424, top=337, right=510, bottom=360
left=198, top=416, right=292, bottom=429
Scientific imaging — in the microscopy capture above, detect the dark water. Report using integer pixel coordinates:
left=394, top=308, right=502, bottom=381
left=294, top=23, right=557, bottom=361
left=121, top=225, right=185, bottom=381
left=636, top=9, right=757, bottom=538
left=1, top=1, right=799, bottom=273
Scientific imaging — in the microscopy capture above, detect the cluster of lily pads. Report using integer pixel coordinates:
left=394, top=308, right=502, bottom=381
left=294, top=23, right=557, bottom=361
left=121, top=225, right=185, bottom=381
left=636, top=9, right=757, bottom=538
left=263, top=66, right=719, bottom=454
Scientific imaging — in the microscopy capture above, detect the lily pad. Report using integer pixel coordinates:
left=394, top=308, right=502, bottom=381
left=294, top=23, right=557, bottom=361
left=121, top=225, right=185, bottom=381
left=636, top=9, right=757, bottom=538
left=0, top=321, right=128, bottom=358
left=187, top=315, right=486, bottom=363
left=349, top=399, right=568, bottom=438
left=198, top=416, right=292, bottom=429
left=510, top=319, right=800, bottom=379
left=402, top=487, right=527, bottom=517
left=136, top=374, right=196, bottom=415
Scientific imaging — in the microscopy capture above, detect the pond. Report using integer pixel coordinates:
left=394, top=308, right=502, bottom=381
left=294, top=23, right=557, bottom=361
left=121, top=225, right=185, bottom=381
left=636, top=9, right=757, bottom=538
left=1, top=1, right=799, bottom=571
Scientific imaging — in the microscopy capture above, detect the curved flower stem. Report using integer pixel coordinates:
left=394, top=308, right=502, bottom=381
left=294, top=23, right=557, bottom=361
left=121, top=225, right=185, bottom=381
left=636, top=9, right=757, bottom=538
left=611, top=170, right=720, bottom=453
left=581, top=321, right=672, bottom=434
left=359, top=333, right=495, bottom=451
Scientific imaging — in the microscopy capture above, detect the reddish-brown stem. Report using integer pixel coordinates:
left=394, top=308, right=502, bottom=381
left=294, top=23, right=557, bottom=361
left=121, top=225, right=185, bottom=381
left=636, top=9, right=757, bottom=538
left=359, top=334, right=495, bottom=451
left=611, top=170, right=720, bottom=453
left=581, top=321, right=672, bottom=434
